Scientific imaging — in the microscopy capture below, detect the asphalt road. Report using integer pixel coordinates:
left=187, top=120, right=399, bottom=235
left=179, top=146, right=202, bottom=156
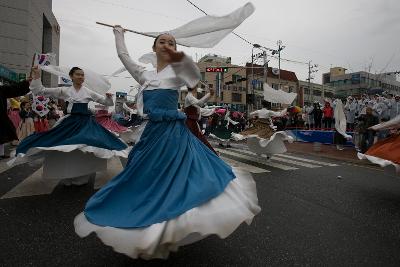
left=0, top=148, right=399, bottom=266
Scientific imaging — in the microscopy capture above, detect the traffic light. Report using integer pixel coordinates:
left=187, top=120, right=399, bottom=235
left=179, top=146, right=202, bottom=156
left=206, top=67, right=228, bottom=73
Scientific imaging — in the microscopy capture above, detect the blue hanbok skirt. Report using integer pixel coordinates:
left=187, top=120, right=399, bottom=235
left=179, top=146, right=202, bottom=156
left=74, top=90, right=260, bottom=259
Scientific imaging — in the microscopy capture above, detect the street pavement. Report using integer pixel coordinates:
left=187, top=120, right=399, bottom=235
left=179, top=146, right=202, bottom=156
left=1, top=143, right=400, bottom=266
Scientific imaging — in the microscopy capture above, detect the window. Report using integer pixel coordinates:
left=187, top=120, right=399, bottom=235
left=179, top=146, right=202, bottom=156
left=258, top=81, right=264, bottom=90
left=289, top=86, right=294, bottom=93
left=325, top=92, right=333, bottom=98
left=304, top=88, right=310, bottom=95
left=215, top=74, right=220, bottom=93
left=232, top=74, right=241, bottom=83
left=232, top=93, right=242, bottom=102
left=272, top=103, right=279, bottom=108
left=313, top=90, right=322, bottom=96
left=200, top=72, right=205, bottom=81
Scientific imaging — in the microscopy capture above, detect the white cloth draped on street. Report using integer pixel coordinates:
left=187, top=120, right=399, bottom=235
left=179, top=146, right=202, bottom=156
left=263, top=83, right=297, bottom=105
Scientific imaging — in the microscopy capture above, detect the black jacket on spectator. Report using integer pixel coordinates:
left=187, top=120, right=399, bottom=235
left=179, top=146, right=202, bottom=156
left=0, top=81, right=30, bottom=144
left=358, top=113, right=379, bottom=134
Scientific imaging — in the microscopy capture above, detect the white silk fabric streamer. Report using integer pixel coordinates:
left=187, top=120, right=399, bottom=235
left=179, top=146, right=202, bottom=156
left=41, top=65, right=111, bottom=95
left=263, top=84, right=297, bottom=105
left=111, top=2, right=255, bottom=75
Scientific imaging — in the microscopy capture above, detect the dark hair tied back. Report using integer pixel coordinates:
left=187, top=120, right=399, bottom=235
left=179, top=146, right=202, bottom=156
left=69, top=67, right=83, bottom=76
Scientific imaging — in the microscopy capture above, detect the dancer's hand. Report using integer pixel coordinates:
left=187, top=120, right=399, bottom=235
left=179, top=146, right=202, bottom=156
left=31, top=66, right=41, bottom=80
left=113, top=25, right=125, bottom=33
left=209, top=88, right=215, bottom=96
left=164, top=46, right=184, bottom=63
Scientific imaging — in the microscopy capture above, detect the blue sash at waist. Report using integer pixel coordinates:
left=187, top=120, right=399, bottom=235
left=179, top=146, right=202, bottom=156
left=147, top=109, right=186, bottom=122
left=69, top=103, right=92, bottom=115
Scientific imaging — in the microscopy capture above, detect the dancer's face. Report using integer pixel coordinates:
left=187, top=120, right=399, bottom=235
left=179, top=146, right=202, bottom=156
left=70, top=69, right=85, bottom=86
left=153, top=34, right=177, bottom=63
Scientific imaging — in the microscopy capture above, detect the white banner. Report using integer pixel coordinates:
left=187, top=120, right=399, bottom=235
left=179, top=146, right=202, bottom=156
left=263, top=83, right=297, bottom=105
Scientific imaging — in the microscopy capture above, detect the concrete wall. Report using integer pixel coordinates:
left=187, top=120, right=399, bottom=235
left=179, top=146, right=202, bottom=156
left=0, top=0, right=59, bottom=86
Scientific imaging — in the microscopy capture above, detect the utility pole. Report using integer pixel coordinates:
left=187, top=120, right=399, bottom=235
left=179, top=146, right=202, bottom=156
left=277, top=40, right=285, bottom=90
left=263, top=51, right=268, bottom=84
left=262, top=51, right=269, bottom=109
left=250, top=46, right=255, bottom=115
left=249, top=43, right=279, bottom=113
left=307, top=61, right=318, bottom=104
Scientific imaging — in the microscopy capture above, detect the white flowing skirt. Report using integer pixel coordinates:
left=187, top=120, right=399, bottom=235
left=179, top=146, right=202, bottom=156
left=74, top=167, right=261, bottom=259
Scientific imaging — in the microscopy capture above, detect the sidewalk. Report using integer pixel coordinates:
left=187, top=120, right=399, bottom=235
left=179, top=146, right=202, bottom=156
left=286, top=142, right=370, bottom=165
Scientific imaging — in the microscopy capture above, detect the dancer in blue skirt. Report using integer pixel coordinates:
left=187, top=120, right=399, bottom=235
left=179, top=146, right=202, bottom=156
left=10, top=67, right=129, bottom=186
left=74, top=26, right=260, bottom=259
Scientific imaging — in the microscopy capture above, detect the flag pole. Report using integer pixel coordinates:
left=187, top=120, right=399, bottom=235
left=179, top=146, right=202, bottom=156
left=96, top=22, right=157, bottom=39
left=96, top=22, right=190, bottom=47
left=29, top=53, right=36, bottom=79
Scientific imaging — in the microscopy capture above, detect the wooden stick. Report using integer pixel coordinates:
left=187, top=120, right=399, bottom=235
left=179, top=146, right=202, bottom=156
left=28, top=53, right=36, bottom=79
left=96, top=22, right=190, bottom=47
left=96, top=22, right=156, bottom=39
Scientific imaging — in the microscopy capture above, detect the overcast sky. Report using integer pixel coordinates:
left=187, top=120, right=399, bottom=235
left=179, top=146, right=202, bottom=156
left=53, top=0, right=400, bottom=92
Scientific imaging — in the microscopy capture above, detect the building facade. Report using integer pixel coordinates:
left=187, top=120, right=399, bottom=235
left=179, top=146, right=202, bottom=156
left=298, top=80, right=335, bottom=106
left=179, top=54, right=247, bottom=112
left=322, top=67, right=400, bottom=97
left=245, top=63, right=299, bottom=110
left=0, top=0, right=60, bottom=86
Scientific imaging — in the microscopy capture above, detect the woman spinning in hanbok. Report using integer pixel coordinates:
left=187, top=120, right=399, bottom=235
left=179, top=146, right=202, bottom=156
left=184, top=86, right=217, bottom=154
left=240, top=100, right=284, bottom=139
left=210, top=108, right=240, bottom=148
left=235, top=100, right=293, bottom=158
left=74, top=23, right=260, bottom=259
left=10, top=67, right=128, bottom=186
